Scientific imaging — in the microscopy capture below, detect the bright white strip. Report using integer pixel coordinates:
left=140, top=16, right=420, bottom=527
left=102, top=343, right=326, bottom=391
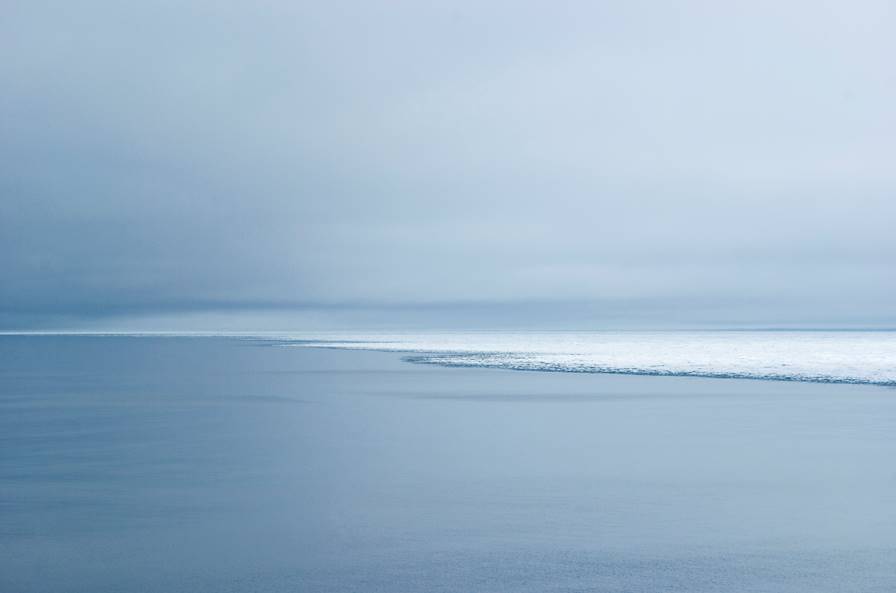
left=285, top=331, right=896, bottom=386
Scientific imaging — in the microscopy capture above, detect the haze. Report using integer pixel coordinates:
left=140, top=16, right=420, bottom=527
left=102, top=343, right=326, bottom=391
left=2, top=1, right=894, bottom=329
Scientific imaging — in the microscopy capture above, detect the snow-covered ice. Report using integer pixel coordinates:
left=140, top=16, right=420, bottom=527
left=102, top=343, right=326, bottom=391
left=284, top=331, right=896, bottom=386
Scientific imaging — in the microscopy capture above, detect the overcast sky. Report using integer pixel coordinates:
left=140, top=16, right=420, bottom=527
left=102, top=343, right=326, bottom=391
left=2, top=1, right=894, bottom=329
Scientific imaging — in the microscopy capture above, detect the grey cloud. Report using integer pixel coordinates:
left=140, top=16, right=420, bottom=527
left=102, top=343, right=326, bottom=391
left=1, top=1, right=894, bottom=328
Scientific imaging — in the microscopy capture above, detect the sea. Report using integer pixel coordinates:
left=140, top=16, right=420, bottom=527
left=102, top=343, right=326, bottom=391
left=1, top=332, right=895, bottom=592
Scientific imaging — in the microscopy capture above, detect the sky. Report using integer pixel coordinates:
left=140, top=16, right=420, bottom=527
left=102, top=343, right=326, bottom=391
left=2, top=1, right=894, bottom=330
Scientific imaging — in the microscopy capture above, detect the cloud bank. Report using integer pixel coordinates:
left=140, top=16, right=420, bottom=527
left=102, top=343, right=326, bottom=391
left=2, top=1, right=894, bottom=328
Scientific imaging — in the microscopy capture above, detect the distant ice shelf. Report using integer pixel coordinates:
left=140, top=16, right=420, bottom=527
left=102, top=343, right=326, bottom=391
left=282, top=331, right=896, bottom=386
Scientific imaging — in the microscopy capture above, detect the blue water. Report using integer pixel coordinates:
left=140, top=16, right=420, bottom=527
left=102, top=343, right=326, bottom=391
left=2, top=336, right=895, bottom=592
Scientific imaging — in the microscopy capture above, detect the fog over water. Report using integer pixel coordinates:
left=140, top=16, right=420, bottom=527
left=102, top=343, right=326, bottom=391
left=2, top=1, right=895, bottom=329
left=4, top=6, right=895, bottom=591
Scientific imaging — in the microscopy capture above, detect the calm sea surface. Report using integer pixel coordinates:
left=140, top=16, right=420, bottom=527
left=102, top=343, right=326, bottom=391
left=1, top=336, right=895, bottom=592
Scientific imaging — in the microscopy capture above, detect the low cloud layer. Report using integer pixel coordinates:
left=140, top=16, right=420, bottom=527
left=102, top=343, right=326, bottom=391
left=2, top=1, right=894, bottom=328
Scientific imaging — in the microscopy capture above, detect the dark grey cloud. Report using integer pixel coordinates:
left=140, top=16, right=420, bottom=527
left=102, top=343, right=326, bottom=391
left=2, top=1, right=894, bottom=328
